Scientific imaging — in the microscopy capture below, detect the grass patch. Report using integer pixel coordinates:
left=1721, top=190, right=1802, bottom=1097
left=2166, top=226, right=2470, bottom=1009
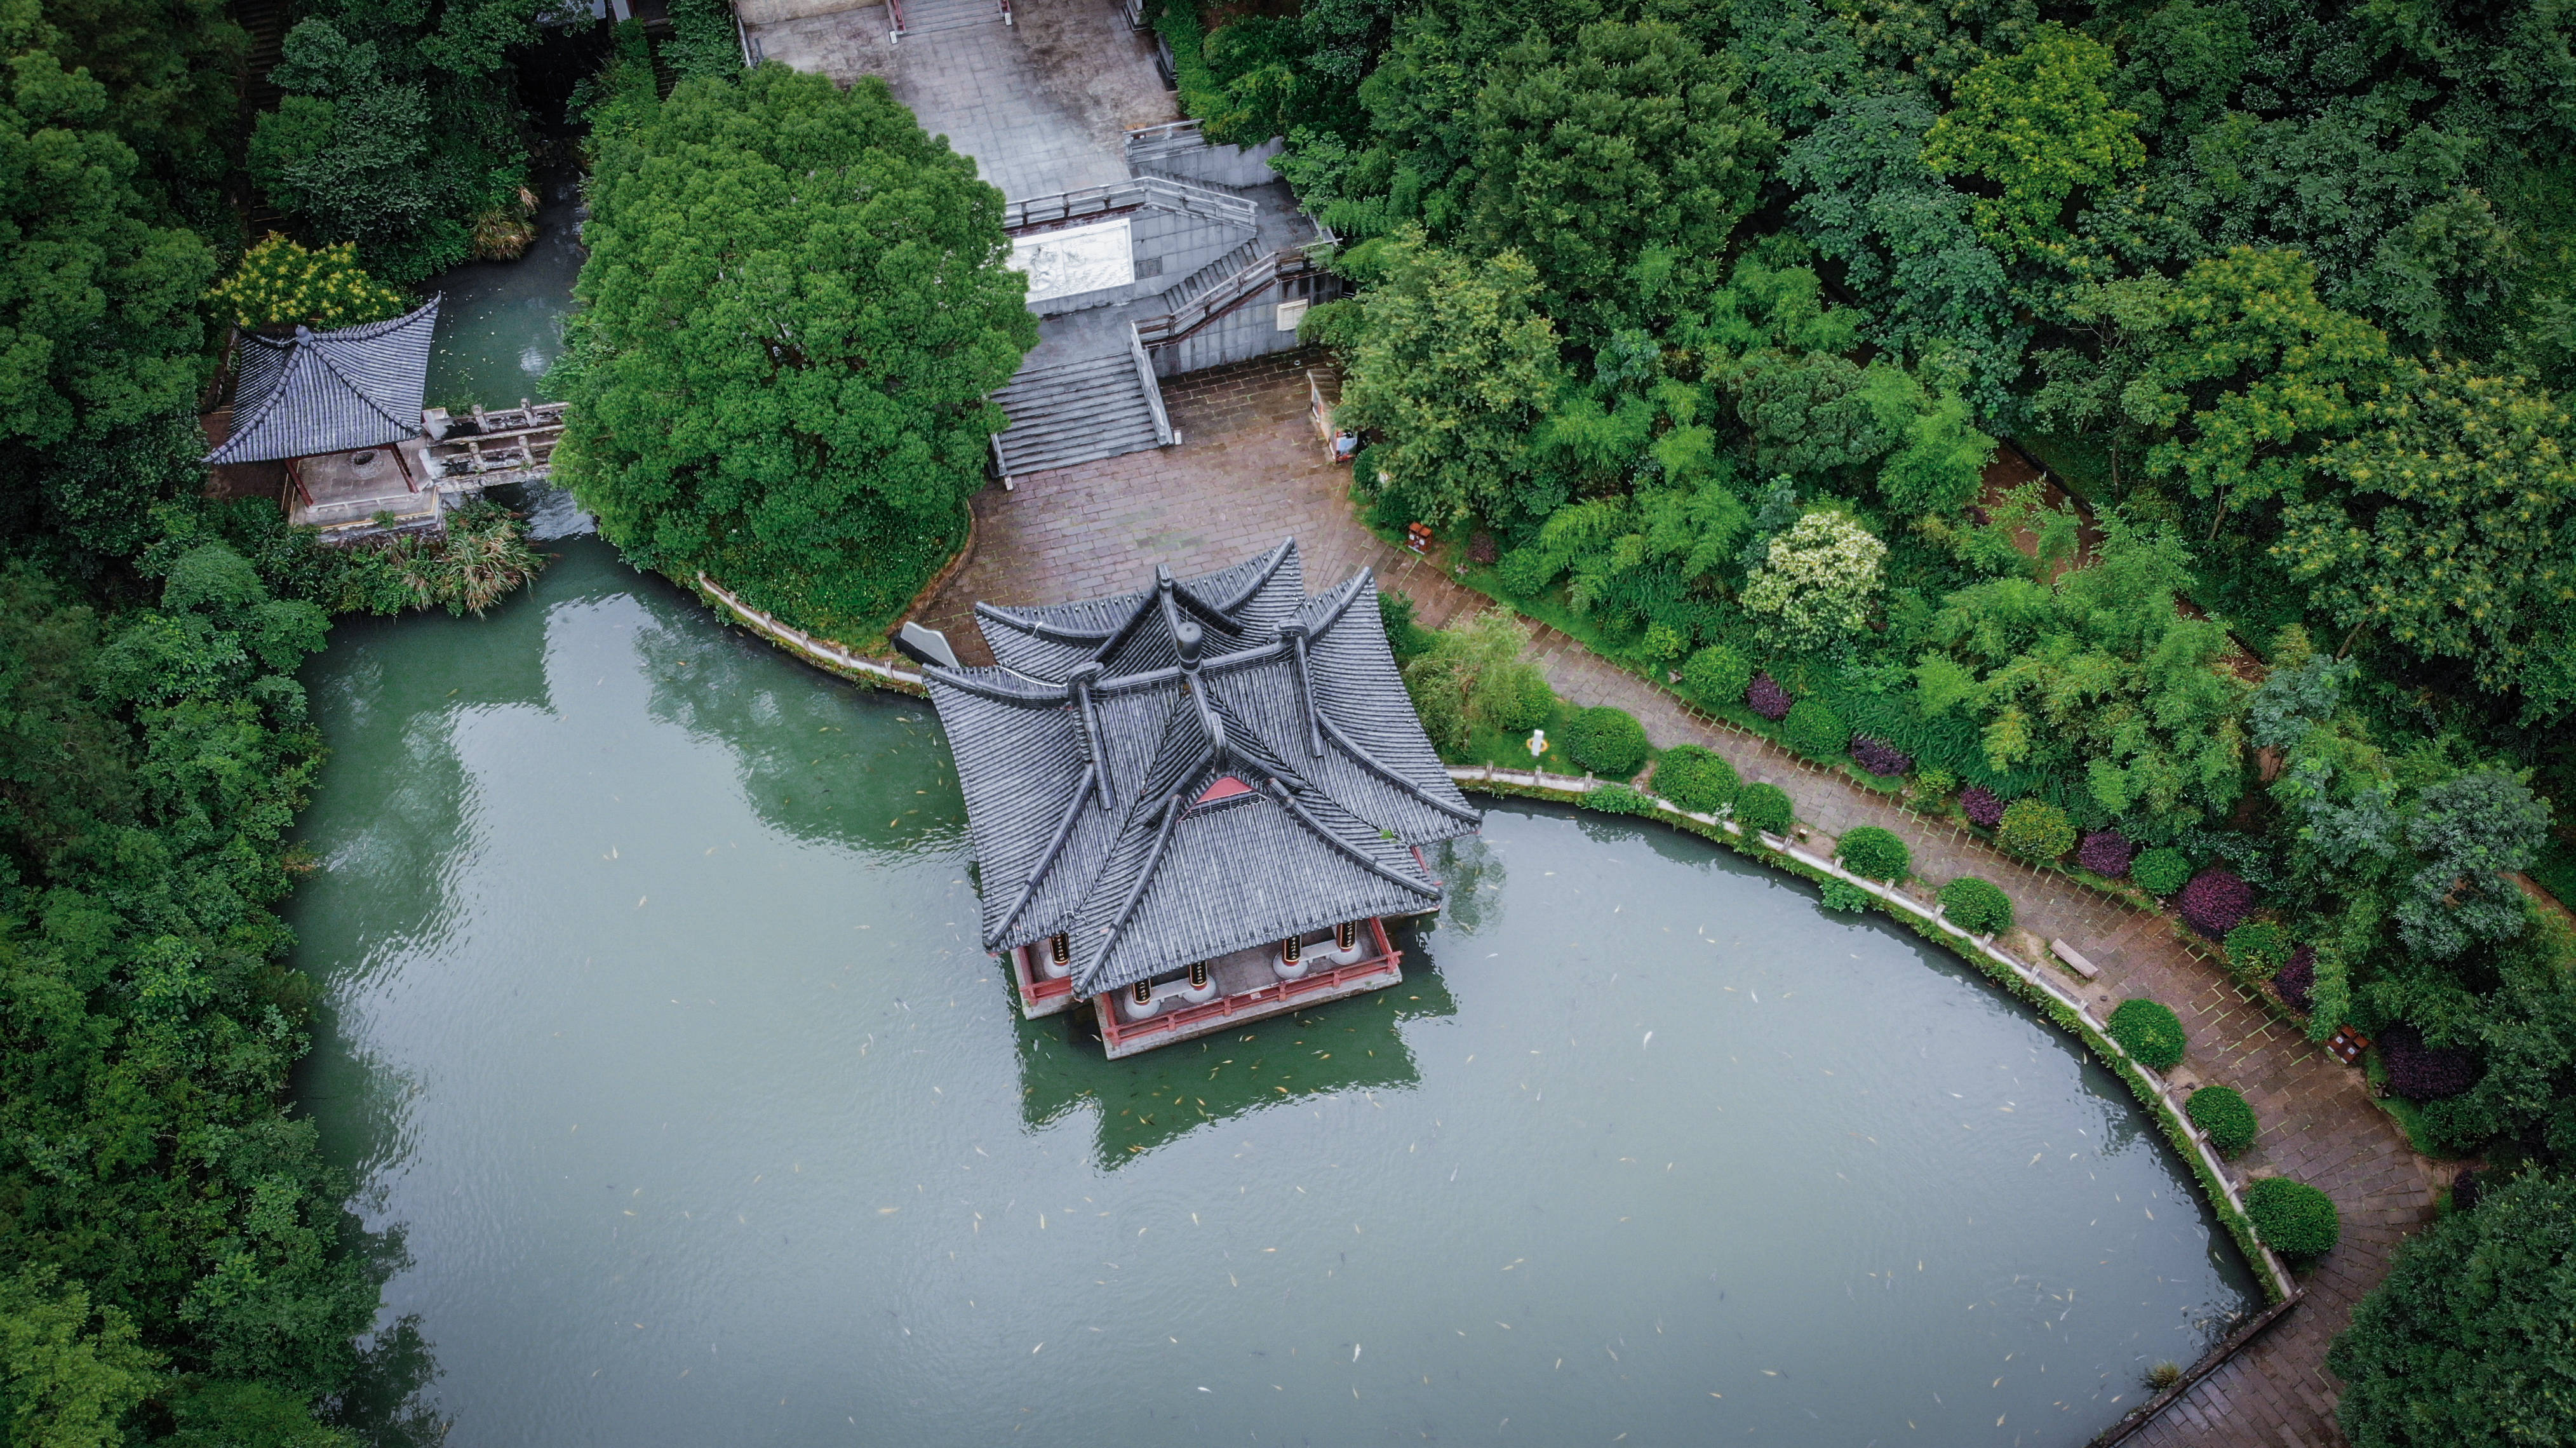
left=1457, top=699, right=1609, bottom=777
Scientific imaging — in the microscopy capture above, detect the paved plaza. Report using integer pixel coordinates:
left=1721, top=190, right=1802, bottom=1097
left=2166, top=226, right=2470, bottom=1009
left=744, top=0, right=1167, bottom=202
left=909, top=350, right=2437, bottom=1448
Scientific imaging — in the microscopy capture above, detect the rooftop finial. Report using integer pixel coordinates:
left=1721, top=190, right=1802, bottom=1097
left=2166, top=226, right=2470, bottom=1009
left=1174, top=619, right=1204, bottom=666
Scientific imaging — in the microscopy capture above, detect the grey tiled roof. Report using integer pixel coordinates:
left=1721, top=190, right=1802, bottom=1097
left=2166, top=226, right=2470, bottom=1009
left=204, top=297, right=440, bottom=466
left=926, top=540, right=1479, bottom=998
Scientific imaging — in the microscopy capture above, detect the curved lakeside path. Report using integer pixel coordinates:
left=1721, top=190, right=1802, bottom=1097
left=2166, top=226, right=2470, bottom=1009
left=901, top=351, right=2439, bottom=1447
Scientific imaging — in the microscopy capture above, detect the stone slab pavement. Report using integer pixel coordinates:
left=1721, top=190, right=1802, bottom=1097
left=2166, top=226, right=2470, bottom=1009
left=746, top=0, right=1170, bottom=203
left=907, top=350, right=2443, bottom=1448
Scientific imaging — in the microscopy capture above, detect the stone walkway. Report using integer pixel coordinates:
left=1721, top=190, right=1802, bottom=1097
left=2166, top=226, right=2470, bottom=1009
left=909, top=351, right=2440, bottom=1448
left=744, top=0, right=1169, bottom=202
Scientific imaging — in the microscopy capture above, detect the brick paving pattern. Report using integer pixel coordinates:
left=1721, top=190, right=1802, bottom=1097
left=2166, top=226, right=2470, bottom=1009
left=910, top=352, right=2440, bottom=1448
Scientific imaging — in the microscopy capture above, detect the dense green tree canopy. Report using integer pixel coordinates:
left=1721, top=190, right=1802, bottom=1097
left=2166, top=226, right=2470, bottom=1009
left=2328, top=1169, right=2576, bottom=1447
left=557, top=65, right=1035, bottom=636
left=246, top=0, right=553, bottom=281
left=1322, top=227, right=1560, bottom=528
left=2128, top=248, right=2395, bottom=532
left=0, top=8, right=213, bottom=452
left=37, top=0, right=244, bottom=208
left=1914, top=516, right=2249, bottom=821
left=1463, top=20, right=1774, bottom=337
left=1919, top=25, right=2142, bottom=267
left=2277, top=360, right=2576, bottom=723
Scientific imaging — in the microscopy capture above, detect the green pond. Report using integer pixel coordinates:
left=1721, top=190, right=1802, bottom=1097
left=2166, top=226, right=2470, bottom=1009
left=289, top=538, right=2255, bottom=1446
left=420, top=173, right=584, bottom=413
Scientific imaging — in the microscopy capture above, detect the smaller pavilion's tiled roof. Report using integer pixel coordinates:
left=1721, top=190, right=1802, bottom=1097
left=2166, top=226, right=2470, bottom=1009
left=925, top=540, right=1479, bottom=998
left=205, top=297, right=441, bottom=466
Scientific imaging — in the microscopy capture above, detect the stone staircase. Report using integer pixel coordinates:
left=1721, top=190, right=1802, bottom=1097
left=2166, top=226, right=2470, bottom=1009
left=990, top=351, right=1169, bottom=478
left=1162, top=239, right=1263, bottom=309
left=1130, top=164, right=1261, bottom=201
left=892, top=0, right=1001, bottom=37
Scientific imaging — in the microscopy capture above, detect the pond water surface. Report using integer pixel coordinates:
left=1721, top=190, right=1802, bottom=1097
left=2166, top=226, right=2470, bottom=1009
left=289, top=539, right=2254, bottom=1446
left=420, top=171, right=584, bottom=413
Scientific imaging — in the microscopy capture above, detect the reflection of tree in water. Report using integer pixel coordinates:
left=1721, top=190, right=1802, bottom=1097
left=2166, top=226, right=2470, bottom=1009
left=1427, top=833, right=1505, bottom=934
left=327, top=1308, right=451, bottom=1447
left=1013, top=922, right=1460, bottom=1169
left=633, top=619, right=965, bottom=858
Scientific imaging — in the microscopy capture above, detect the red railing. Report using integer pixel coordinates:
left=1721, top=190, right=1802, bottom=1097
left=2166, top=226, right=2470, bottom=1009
left=1096, top=918, right=1400, bottom=1052
left=1009, top=944, right=1075, bottom=1009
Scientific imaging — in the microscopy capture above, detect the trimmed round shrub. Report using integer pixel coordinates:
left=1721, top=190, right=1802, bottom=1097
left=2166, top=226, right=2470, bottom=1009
left=1651, top=745, right=1739, bottom=815
left=1909, top=767, right=1956, bottom=808
left=1938, top=876, right=2014, bottom=935
left=1820, top=879, right=1874, bottom=913
left=2131, top=847, right=2191, bottom=897
left=2107, top=998, right=2187, bottom=1069
left=1996, top=798, right=2076, bottom=862
left=1849, top=734, right=1912, bottom=777
left=1566, top=706, right=1650, bottom=778
left=2187, top=1085, right=2259, bottom=1156
left=1959, top=786, right=2006, bottom=829
left=2274, top=944, right=2316, bottom=1011
left=1745, top=671, right=1792, bottom=721
left=2077, top=828, right=2134, bottom=878
left=1489, top=665, right=1556, bottom=731
left=1680, top=645, right=1752, bottom=711
left=1783, top=699, right=1850, bottom=761
left=1836, top=826, right=1911, bottom=882
left=2177, top=868, right=2255, bottom=938
left=2244, top=1177, right=2340, bottom=1258
left=1735, top=782, right=1794, bottom=837
left=1588, top=782, right=1653, bottom=815
left=2379, top=1024, right=2479, bottom=1101
left=2224, top=921, right=2292, bottom=983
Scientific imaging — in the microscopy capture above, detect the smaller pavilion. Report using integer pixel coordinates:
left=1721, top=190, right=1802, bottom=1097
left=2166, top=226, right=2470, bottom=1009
left=204, top=297, right=447, bottom=533
left=920, top=539, right=1479, bottom=1058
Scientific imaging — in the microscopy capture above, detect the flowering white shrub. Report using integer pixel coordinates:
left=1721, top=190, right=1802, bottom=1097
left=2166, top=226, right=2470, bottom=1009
left=1739, top=510, right=1884, bottom=652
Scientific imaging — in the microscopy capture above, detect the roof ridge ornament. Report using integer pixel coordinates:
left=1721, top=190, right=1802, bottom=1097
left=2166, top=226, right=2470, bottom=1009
left=1066, top=660, right=1112, bottom=810
left=1174, top=619, right=1228, bottom=768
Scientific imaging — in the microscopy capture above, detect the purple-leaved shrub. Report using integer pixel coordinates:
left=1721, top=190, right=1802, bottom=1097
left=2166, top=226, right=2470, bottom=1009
left=2380, top=1024, right=2478, bottom=1101
left=1850, top=735, right=1912, bottom=777
left=2078, top=829, right=2134, bottom=878
left=1959, top=786, right=2005, bottom=829
left=1746, top=672, right=1792, bottom=721
left=2177, top=868, right=2255, bottom=938
left=2276, top=945, right=2316, bottom=1010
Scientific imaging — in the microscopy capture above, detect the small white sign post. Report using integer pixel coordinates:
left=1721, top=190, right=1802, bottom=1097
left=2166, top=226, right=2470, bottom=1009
left=1525, top=727, right=1546, bottom=786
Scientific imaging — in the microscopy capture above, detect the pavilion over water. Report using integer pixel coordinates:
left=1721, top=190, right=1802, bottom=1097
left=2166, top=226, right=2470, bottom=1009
left=920, top=539, right=1479, bottom=1057
left=204, top=298, right=447, bottom=532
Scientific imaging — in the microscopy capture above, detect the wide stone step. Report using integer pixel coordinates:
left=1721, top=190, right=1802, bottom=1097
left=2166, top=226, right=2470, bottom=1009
left=991, top=352, right=1166, bottom=476
left=896, top=0, right=999, bottom=34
